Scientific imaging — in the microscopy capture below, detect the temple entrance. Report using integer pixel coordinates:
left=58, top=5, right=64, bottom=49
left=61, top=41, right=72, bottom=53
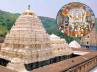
left=86, top=46, right=89, bottom=48
left=0, top=58, right=10, bottom=66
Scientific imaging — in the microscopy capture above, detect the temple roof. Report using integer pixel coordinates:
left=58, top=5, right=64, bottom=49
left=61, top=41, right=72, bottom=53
left=69, top=40, right=81, bottom=48
left=2, top=6, right=50, bottom=48
left=49, top=34, right=60, bottom=39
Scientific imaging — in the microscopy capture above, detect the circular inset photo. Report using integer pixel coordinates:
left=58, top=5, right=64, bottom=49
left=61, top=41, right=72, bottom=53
left=57, top=2, right=95, bottom=37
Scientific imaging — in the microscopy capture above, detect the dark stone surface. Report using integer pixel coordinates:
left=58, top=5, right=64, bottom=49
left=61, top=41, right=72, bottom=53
left=0, top=58, right=10, bottom=66
left=25, top=54, right=79, bottom=71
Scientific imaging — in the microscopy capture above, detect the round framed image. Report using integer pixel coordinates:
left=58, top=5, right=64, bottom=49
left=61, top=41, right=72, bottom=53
left=57, top=2, right=95, bottom=37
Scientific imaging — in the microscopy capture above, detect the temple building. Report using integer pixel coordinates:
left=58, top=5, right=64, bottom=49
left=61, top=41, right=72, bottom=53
left=80, top=28, right=97, bottom=49
left=0, top=6, right=72, bottom=72
left=50, top=34, right=72, bottom=55
left=69, top=40, right=81, bottom=48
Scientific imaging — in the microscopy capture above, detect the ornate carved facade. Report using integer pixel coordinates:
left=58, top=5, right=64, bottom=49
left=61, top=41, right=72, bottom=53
left=0, top=6, right=72, bottom=71
left=80, top=28, right=97, bottom=48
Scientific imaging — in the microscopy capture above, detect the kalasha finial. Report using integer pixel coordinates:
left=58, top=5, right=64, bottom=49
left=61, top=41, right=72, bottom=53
left=28, top=4, right=30, bottom=10
left=23, top=4, right=33, bottom=15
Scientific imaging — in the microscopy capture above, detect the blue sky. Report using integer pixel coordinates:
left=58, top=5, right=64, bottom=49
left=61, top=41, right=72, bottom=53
left=0, top=0, right=97, bottom=18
